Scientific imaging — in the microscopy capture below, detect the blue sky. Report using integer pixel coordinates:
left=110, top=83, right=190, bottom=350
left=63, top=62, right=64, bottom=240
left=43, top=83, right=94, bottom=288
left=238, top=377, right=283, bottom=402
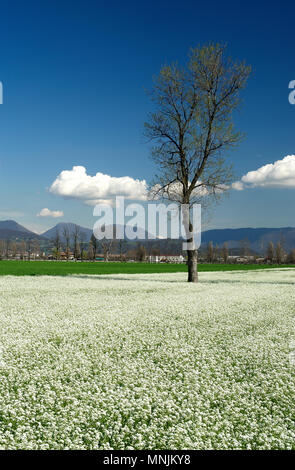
left=0, top=0, right=294, bottom=233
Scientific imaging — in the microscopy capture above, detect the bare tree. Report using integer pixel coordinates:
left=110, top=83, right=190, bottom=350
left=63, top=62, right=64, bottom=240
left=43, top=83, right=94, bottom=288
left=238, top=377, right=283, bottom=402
left=97, top=226, right=118, bottom=262
left=136, top=244, right=147, bottom=262
left=20, top=240, right=26, bottom=260
left=26, top=238, right=32, bottom=261
left=267, top=241, right=274, bottom=263
left=79, top=232, right=87, bottom=262
left=144, top=43, right=250, bottom=282
left=279, top=232, right=286, bottom=252
left=221, top=242, right=229, bottom=263
left=89, top=233, right=99, bottom=261
left=88, top=241, right=94, bottom=261
left=81, top=249, right=88, bottom=261
left=32, top=239, right=40, bottom=259
left=207, top=241, right=214, bottom=263
left=118, top=239, right=127, bottom=262
left=63, top=226, right=71, bottom=261
left=4, top=238, right=10, bottom=259
left=213, top=243, right=219, bottom=262
left=286, top=249, right=295, bottom=264
left=259, top=238, right=265, bottom=256
left=0, top=240, right=7, bottom=259
left=72, top=225, right=81, bottom=260
left=52, top=230, right=61, bottom=260
left=275, top=242, right=284, bottom=264
left=10, top=242, right=17, bottom=259
left=100, top=239, right=113, bottom=262
left=240, top=238, right=250, bottom=257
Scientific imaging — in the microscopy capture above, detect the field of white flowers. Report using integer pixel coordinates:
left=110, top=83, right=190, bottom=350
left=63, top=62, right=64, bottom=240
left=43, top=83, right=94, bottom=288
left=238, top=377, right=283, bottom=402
left=0, top=269, right=295, bottom=450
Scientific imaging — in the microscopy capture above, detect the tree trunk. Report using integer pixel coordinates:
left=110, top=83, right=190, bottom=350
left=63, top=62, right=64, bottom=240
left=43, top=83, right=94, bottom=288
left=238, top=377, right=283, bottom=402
left=187, top=249, right=198, bottom=282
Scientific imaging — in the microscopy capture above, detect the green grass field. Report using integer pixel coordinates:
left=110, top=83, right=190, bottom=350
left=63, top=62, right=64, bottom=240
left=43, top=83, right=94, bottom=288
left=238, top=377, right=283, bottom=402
left=0, top=260, right=294, bottom=276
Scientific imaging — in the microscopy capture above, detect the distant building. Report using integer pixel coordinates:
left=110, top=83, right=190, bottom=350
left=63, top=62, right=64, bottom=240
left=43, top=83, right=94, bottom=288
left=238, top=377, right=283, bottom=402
left=148, top=255, right=185, bottom=264
left=59, top=251, right=74, bottom=261
left=236, top=257, right=248, bottom=264
left=256, top=257, right=266, bottom=264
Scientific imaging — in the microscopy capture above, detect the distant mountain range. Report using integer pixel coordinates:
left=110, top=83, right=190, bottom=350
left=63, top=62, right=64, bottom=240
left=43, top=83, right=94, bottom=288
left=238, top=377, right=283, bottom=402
left=201, top=227, right=295, bottom=252
left=1, top=219, right=295, bottom=253
left=0, top=220, right=46, bottom=241
left=42, top=222, right=93, bottom=241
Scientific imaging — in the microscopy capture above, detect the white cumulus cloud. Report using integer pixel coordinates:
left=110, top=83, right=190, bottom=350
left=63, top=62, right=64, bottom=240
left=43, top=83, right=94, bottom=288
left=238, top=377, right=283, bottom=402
left=232, top=155, right=295, bottom=190
left=37, top=208, right=64, bottom=218
left=231, top=181, right=244, bottom=191
left=49, top=166, right=148, bottom=205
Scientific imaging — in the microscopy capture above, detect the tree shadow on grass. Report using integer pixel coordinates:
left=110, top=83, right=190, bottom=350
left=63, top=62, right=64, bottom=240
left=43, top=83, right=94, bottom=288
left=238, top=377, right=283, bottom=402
left=66, top=274, right=295, bottom=286
left=67, top=274, right=187, bottom=283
